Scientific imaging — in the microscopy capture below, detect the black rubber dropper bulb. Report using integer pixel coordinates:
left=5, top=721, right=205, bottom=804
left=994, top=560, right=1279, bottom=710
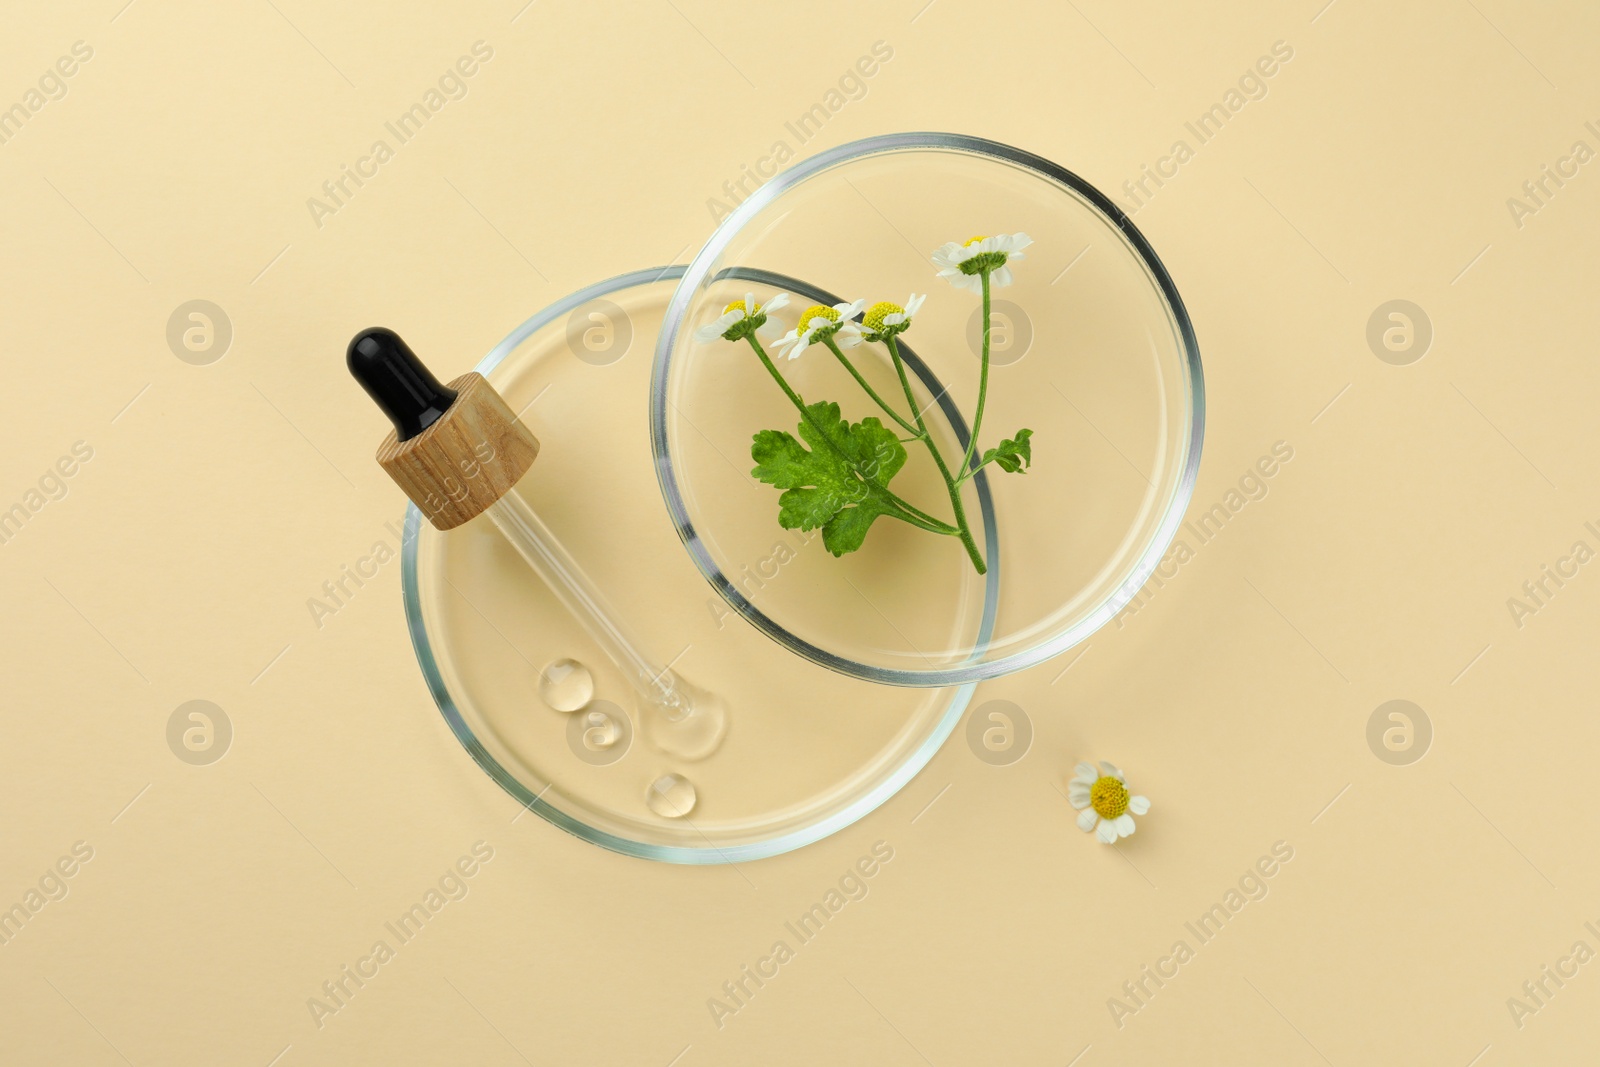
left=346, top=327, right=458, bottom=442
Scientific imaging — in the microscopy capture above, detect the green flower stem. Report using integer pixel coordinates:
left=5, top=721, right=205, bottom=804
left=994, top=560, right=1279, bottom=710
left=956, top=268, right=993, bottom=479
left=884, top=334, right=987, bottom=576
left=744, top=334, right=957, bottom=536
left=822, top=336, right=921, bottom=437
left=956, top=457, right=998, bottom=484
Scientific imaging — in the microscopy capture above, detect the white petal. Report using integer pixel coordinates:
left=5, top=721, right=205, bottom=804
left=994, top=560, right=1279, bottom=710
left=834, top=324, right=863, bottom=347
left=757, top=317, right=784, bottom=340
left=905, top=293, right=926, bottom=316
left=1113, top=814, right=1136, bottom=838
left=1128, top=795, right=1150, bottom=815
left=1095, top=818, right=1119, bottom=844
left=1067, top=786, right=1090, bottom=806
left=765, top=292, right=791, bottom=312
left=991, top=265, right=1014, bottom=288
left=1074, top=762, right=1097, bottom=781
left=884, top=312, right=905, bottom=326
left=1099, top=761, right=1123, bottom=781
left=696, top=309, right=741, bottom=341
left=837, top=299, right=865, bottom=318
left=770, top=331, right=801, bottom=359
left=986, top=233, right=1021, bottom=257
left=1076, top=808, right=1098, bottom=832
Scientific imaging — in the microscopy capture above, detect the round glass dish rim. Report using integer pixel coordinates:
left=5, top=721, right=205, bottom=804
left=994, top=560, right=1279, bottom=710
left=652, top=130, right=1207, bottom=687
left=399, top=265, right=985, bottom=864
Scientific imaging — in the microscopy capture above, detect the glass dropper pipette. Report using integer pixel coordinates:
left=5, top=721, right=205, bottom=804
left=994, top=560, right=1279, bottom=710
left=347, top=327, right=726, bottom=760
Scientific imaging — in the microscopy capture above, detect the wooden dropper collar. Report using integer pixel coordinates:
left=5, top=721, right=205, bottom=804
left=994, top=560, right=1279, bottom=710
left=347, top=327, right=539, bottom=530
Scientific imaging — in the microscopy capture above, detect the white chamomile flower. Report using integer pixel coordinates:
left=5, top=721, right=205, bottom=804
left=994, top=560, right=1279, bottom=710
left=771, top=300, right=865, bottom=360
left=932, top=232, right=1034, bottom=291
left=861, top=293, right=926, bottom=341
left=694, top=291, right=790, bottom=344
left=1068, top=761, right=1150, bottom=844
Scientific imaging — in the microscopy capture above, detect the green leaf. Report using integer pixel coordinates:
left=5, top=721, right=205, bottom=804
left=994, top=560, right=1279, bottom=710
left=750, top=401, right=909, bottom=556
left=979, top=428, right=1033, bottom=474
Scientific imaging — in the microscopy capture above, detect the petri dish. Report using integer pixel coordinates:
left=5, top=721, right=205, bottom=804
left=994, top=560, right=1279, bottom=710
left=402, top=267, right=997, bottom=863
left=654, top=132, right=1204, bottom=687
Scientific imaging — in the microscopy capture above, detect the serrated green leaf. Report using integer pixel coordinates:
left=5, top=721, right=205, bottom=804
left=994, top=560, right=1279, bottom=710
left=980, top=428, right=1033, bottom=474
left=820, top=500, right=889, bottom=556
left=750, top=402, right=909, bottom=555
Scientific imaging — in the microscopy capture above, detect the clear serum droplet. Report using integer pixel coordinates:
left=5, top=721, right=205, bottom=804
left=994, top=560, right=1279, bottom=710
left=646, top=774, right=697, bottom=818
left=540, top=658, right=594, bottom=712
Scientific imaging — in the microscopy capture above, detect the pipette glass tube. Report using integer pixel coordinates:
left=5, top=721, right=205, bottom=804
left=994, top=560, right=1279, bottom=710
left=483, top=490, right=681, bottom=713
left=347, top=327, right=726, bottom=760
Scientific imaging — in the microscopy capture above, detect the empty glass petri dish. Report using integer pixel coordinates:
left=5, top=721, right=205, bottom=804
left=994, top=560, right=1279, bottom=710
left=654, top=133, right=1204, bottom=687
left=403, top=268, right=996, bottom=862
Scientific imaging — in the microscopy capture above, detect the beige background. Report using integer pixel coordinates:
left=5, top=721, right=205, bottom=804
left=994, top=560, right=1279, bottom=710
left=2, top=0, right=1597, bottom=1063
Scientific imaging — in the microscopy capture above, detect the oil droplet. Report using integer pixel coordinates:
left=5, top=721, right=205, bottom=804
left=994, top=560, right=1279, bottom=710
left=539, top=658, right=593, bottom=712
left=642, top=674, right=727, bottom=761
left=646, top=774, right=697, bottom=818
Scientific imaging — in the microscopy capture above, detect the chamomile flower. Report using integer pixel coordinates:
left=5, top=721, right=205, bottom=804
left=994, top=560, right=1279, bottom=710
left=694, top=291, right=790, bottom=343
left=861, top=293, right=926, bottom=341
left=932, top=233, right=1033, bottom=291
left=1068, top=761, right=1150, bottom=844
left=771, top=300, right=865, bottom=360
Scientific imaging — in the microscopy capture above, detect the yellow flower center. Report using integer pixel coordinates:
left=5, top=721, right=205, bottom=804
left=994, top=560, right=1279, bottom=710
left=863, top=301, right=903, bottom=333
left=1090, top=776, right=1129, bottom=819
left=722, top=299, right=754, bottom=315
left=798, top=304, right=840, bottom=333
